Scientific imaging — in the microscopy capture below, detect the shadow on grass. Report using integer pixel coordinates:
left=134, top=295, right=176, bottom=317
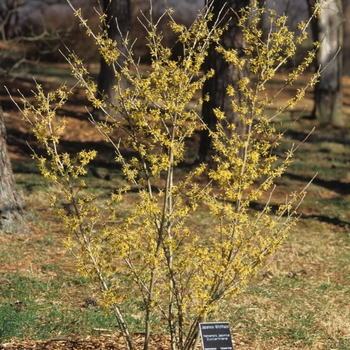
left=249, top=201, right=350, bottom=229
left=284, top=128, right=350, bottom=146
left=285, top=172, right=350, bottom=195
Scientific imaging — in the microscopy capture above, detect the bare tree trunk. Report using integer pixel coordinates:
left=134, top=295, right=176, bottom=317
left=343, top=0, right=350, bottom=74
left=96, top=0, right=131, bottom=115
left=314, top=0, right=343, bottom=126
left=198, top=0, right=249, bottom=161
left=0, top=103, right=32, bottom=234
left=258, top=0, right=269, bottom=42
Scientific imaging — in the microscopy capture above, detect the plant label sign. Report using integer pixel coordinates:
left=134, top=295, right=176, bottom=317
left=199, top=322, right=234, bottom=350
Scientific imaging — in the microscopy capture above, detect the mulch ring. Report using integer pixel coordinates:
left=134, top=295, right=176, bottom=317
left=0, top=333, right=172, bottom=350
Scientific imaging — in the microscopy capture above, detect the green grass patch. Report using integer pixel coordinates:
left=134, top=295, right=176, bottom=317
left=0, top=274, right=118, bottom=342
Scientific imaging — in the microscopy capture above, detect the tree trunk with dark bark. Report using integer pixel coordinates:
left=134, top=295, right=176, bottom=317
left=0, top=103, right=32, bottom=234
left=198, top=0, right=249, bottom=161
left=343, top=0, right=350, bottom=74
left=96, top=0, right=131, bottom=114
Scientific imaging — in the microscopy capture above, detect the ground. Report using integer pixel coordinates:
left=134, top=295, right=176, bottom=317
left=1, top=67, right=350, bottom=349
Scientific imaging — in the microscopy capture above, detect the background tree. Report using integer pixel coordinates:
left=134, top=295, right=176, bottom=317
left=198, top=0, right=249, bottom=161
left=344, top=0, right=350, bottom=74
left=309, top=0, right=343, bottom=125
left=0, top=0, right=69, bottom=234
left=96, top=0, right=131, bottom=114
left=0, top=103, right=32, bottom=234
left=259, top=0, right=345, bottom=125
left=0, top=0, right=69, bottom=76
